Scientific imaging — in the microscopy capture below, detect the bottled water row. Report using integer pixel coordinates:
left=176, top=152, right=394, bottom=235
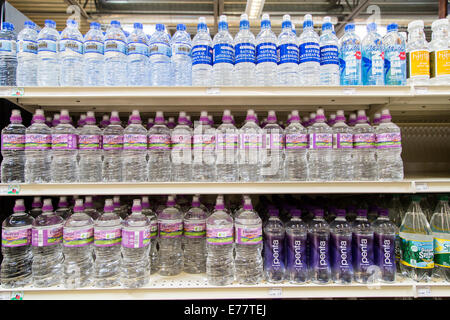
left=0, top=107, right=403, bottom=183
left=1, top=16, right=448, bottom=87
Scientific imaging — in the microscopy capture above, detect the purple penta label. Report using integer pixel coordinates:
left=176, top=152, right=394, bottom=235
left=309, top=233, right=330, bottom=270
left=353, top=133, right=375, bottom=149
left=263, top=133, right=284, bottom=150
left=63, top=227, right=94, bottom=247
left=121, top=229, right=150, bottom=248
left=240, top=133, right=262, bottom=150
left=171, top=134, right=192, bottom=150
left=264, top=234, right=285, bottom=272
left=184, top=220, right=206, bottom=238
left=333, top=133, right=353, bottom=149
left=309, top=133, right=332, bottom=149
left=206, top=227, right=233, bottom=245
left=1, top=227, right=31, bottom=247
left=148, top=134, right=171, bottom=150
left=193, top=134, right=216, bottom=151
left=52, top=134, right=78, bottom=150
left=376, top=132, right=402, bottom=149
left=124, top=134, right=147, bottom=150
left=159, top=220, right=183, bottom=238
left=352, top=233, right=374, bottom=272
left=285, top=134, right=308, bottom=149
left=1, top=134, right=25, bottom=150
left=25, top=134, right=52, bottom=150
left=94, top=228, right=121, bottom=247
left=286, top=233, right=308, bottom=273
left=330, top=234, right=352, bottom=272
left=235, top=225, right=262, bottom=245
left=32, top=226, right=63, bottom=246
left=78, top=135, right=101, bottom=150
left=103, top=135, right=124, bottom=150
left=216, top=134, right=238, bottom=150
left=374, top=233, right=395, bottom=273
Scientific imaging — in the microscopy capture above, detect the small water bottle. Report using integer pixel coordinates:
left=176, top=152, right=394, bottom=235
left=60, top=19, right=84, bottom=86
left=234, top=13, right=256, bottom=86
left=171, top=24, right=192, bottom=86
left=299, top=14, right=320, bottom=86
left=362, top=22, right=385, bottom=86
left=0, top=22, right=17, bottom=86
left=123, top=110, right=148, bottom=182
left=255, top=13, right=277, bottom=86
left=308, top=209, right=331, bottom=284
left=83, top=22, right=105, bottom=86
left=319, top=16, right=340, bottom=85
left=286, top=209, right=309, bottom=283
left=277, top=15, right=299, bottom=85
left=383, top=23, right=406, bottom=86
left=37, top=20, right=60, bottom=86
left=329, top=209, right=353, bottom=283
left=339, top=23, right=362, bottom=85
left=78, top=111, right=102, bottom=182
left=149, top=24, right=172, bottom=86
left=102, top=111, right=124, bottom=182
left=191, top=17, right=213, bottom=86
left=127, top=22, right=149, bottom=86
left=104, top=20, right=127, bottom=86
left=16, top=21, right=38, bottom=86
left=263, top=208, right=285, bottom=283
left=1, top=109, right=26, bottom=183
left=213, top=15, right=234, bottom=86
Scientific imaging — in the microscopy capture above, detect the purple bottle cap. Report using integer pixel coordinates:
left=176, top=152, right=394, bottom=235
left=335, top=115, right=346, bottom=122
left=167, top=199, right=176, bottom=207
left=32, top=201, right=42, bottom=208
left=42, top=204, right=53, bottom=211
left=357, top=209, right=368, bottom=217
left=267, top=112, right=277, bottom=123
left=85, top=116, right=96, bottom=125
left=129, top=114, right=141, bottom=123
left=378, top=208, right=389, bottom=216
left=314, top=208, right=324, bottom=217
left=290, top=114, right=300, bottom=122
left=155, top=116, right=165, bottom=124
left=222, top=114, right=233, bottom=123
left=357, top=115, right=367, bottom=123
left=104, top=205, right=114, bottom=212
left=215, top=202, right=225, bottom=210
left=336, top=209, right=346, bottom=217
left=315, top=114, right=326, bottom=122
left=13, top=204, right=26, bottom=212
left=178, top=116, right=189, bottom=125
left=192, top=200, right=200, bottom=207
left=85, top=201, right=93, bottom=209
left=110, top=116, right=121, bottom=124
left=59, top=201, right=68, bottom=207
left=73, top=204, right=84, bottom=213
left=290, top=209, right=302, bottom=217
left=132, top=204, right=142, bottom=212
left=32, top=114, right=46, bottom=123
left=10, top=110, right=22, bottom=123
left=269, top=208, right=279, bottom=216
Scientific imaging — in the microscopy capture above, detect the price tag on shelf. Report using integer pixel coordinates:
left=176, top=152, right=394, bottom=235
left=342, top=87, right=356, bottom=95
left=415, top=183, right=429, bottom=192
left=206, top=87, right=220, bottom=95
left=268, top=288, right=282, bottom=297
left=10, top=88, right=24, bottom=96
left=417, top=286, right=431, bottom=297
left=0, top=292, right=10, bottom=300
left=414, top=87, right=429, bottom=95
left=7, top=185, right=21, bottom=195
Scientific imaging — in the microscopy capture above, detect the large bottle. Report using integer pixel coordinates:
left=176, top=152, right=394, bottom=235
left=215, top=110, right=239, bottom=181
left=406, top=20, right=430, bottom=85
left=308, top=209, right=331, bottom=283
left=37, top=19, right=60, bottom=86
left=30, top=196, right=43, bottom=218
left=239, top=109, right=263, bottom=182
left=352, top=209, right=375, bottom=283
left=63, top=199, right=94, bottom=288
left=171, top=111, right=192, bottom=181
left=191, top=17, right=213, bottom=86
left=16, top=21, right=38, bottom=86
left=284, top=110, right=308, bottom=181
left=0, top=22, right=17, bottom=86
left=353, top=110, right=377, bottom=181
left=255, top=13, right=277, bottom=86
left=56, top=196, right=72, bottom=220
left=141, top=196, right=159, bottom=274
left=104, top=20, right=127, bottom=86
left=123, top=110, right=148, bottom=182
left=83, top=22, right=104, bottom=86
left=148, top=111, right=171, bottom=181
left=158, top=195, right=184, bottom=276
left=60, top=19, right=84, bottom=86
left=206, top=196, right=235, bottom=285
left=361, top=22, right=384, bottom=86
left=78, top=111, right=102, bottom=182
left=339, top=23, right=362, bottom=86
left=149, top=24, right=172, bottom=86
left=102, top=111, right=124, bottom=182
left=430, top=19, right=450, bottom=85
left=319, top=16, right=340, bottom=85
left=383, top=23, right=407, bottom=86
left=430, top=195, right=450, bottom=281
left=31, top=198, right=64, bottom=287
left=234, top=13, right=256, bottom=86
left=51, top=109, right=79, bottom=183
left=1, top=109, right=25, bottom=183
left=332, top=110, right=353, bottom=181
left=121, top=199, right=151, bottom=288
left=277, top=15, right=299, bottom=85
left=213, top=15, right=234, bottom=86
left=193, top=111, right=216, bottom=181
left=298, top=14, right=320, bottom=86
left=260, top=110, right=284, bottom=181
left=171, top=24, right=192, bottom=86
left=264, top=208, right=285, bottom=283
left=329, top=209, right=353, bottom=283
left=373, top=208, right=397, bottom=283
left=127, top=22, right=149, bottom=86
left=0, top=199, right=34, bottom=288
left=285, top=209, right=309, bottom=283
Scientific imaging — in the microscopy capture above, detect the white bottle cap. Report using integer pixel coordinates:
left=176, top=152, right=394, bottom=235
left=201, top=111, right=208, bottom=117
left=208, top=115, right=213, bottom=121
left=15, top=199, right=24, bottom=206
left=87, top=111, right=94, bottom=118
left=304, top=14, right=312, bottom=21
left=337, top=110, right=345, bottom=116
left=33, top=196, right=41, bottom=202
left=247, top=109, right=255, bottom=116
left=133, top=199, right=141, bottom=207
left=113, top=195, right=120, bottom=202
left=142, top=196, right=149, bottom=203
left=303, top=116, right=309, bottom=122
left=408, top=20, right=424, bottom=30
left=168, top=195, right=175, bottom=202
left=283, top=14, right=291, bottom=22
left=192, top=195, right=200, bottom=203
left=329, top=114, right=336, bottom=120
left=268, top=110, right=275, bottom=117
left=148, top=118, right=154, bottom=123
left=199, top=17, right=206, bottom=24
left=43, top=198, right=52, bottom=207
left=291, top=110, right=299, bottom=117
left=104, top=198, right=113, bottom=207
left=102, top=114, right=109, bottom=120
left=262, top=13, right=270, bottom=21
left=310, top=112, right=316, bottom=119
left=432, top=18, right=449, bottom=30
left=35, top=109, right=44, bottom=116
left=216, top=197, right=224, bottom=205
left=156, top=111, right=163, bottom=118
left=316, top=108, right=325, bottom=116
left=223, top=109, right=231, bottom=116
left=80, top=114, right=86, bottom=120
left=382, top=109, right=391, bottom=116
left=357, top=110, right=366, bottom=117
left=349, top=113, right=356, bottom=119
left=46, top=116, right=52, bottom=122
left=323, top=16, right=331, bottom=23
left=169, top=116, right=175, bottom=122
left=111, top=111, right=119, bottom=118
left=85, top=196, right=92, bottom=203
left=53, top=114, right=60, bottom=120
left=10, top=109, right=20, bottom=117
left=179, top=111, right=186, bottom=118
left=220, top=15, right=227, bottom=23
left=186, top=115, right=191, bottom=121
left=131, top=110, right=140, bottom=116
left=374, top=112, right=381, bottom=119
left=241, top=13, right=248, bottom=21
left=61, top=109, right=69, bottom=117
left=75, top=199, right=84, bottom=207
left=60, top=196, right=67, bottom=202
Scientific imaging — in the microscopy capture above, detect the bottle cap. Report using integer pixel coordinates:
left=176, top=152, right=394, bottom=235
left=177, top=24, right=186, bottom=31
left=197, top=17, right=207, bottom=31
left=42, top=198, right=53, bottom=212
left=132, top=199, right=142, bottom=212
left=113, top=196, right=121, bottom=208
left=142, top=196, right=150, bottom=209
left=32, top=196, right=42, bottom=208
left=356, top=110, right=367, bottom=123
left=111, top=20, right=121, bottom=27
left=290, top=208, right=302, bottom=217
left=345, top=23, right=355, bottom=32
left=215, top=197, right=225, bottom=210
left=167, top=195, right=176, bottom=207
left=85, top=111, right=96, bottom=125
left=243, top=198, right=253, bottom=211
left=90, top=22, right=101, bottom=29
left=357, top=209, right=367, bottom=217
left=380, top=109, right=392, bottom=122
left=104, top=199, right=114, bottom=212
left=219, top=15, right=228, bottom=30
left=67, top=19, right=78, bottom=27
left=129, top=110, right=141, bottom=123
left=24, top=21, right=36, bottom=28
left=261, top=13, right=271, bottom=29
left=387, top=23, right=398, bottom=32
left=314, top=208, right=324, bottom=217
left=408, top=20, right=424, bottom=31
left=367, top=22, right=377, bottom=32
left=282, top=14, right=292, bottom=29
left=222, top=109, right=233, bottom=123
left=13, top=199, right=26, bottom=212
left=134, top=22, right=143, bottom=30
left=73, top=199, right=85, bottom=213
left=336, top=209, right=346, bottom=217
left=267, top=110, right=277, bottom=123
left=60, top=109, right=70, bottom=123
left=432, top=18, right=449, bottom=30
left=290, top=110, right=301, bottom=122
left=192, top=195, right=200, bottom=207
left=378, top=208, right=389, bottom=216
left=240, top=14, right=249, bottom=29
left=303, top=14, right=313, bottom=28
left=156, top=24, right=165, bottom=31
left=315, top=108, right=326, bottom=122
left=45, top=20, right=56, bottom=28
left=110, top=111, right=120, bottom=123
left=58, top=196, right=68, bottom=207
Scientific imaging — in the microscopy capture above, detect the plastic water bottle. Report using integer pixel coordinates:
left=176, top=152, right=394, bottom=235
left=102, top=111, right=124, bottom=182
left=353, top=110, right=377, bottom=181
left=351, top=209, right=375, bottom=283
left=123, top=110, right=148, bottom=182
left=285, top=209, right=309, bottom=283
left=56, top=196, right=72, bottom=220
left=149, top=24, right=172, bottom=86
left=171, top=24, right=192, bottom=86
left=121, top=199, right=151, bottom=288
left=148, top=111, right=171, bottom=181
left=255, top=14, right=277, bottom=86
left=206, top=196, right=235, bottom=285
left=216, top=110, right=239, bottom=181
left=260, top=110, right=284, bottom=181
left=51, top=109, right=79, bottom=183
left=31, top=198, right=64, bottom=287
left=430, top=195, right=450, bottom=281
left=319, top=16, right=340, bottom=85
left=213, top=15, right=234, bottom=86
left=407, top=20, right=430, bottom=85
left=78, top=111, right=102, bottom=182
left=430, top=19, right=449, bottom=85
left=45, top=116, right=53, bottom=128
left=0, top=199, right=34, bottom=288
left=16, top=21, right=38, bottom=86
left=29, top=196, right=43, bottom=218
left=193, top=111, right=216, bottom=181
left=1, top=110, right=25, bottom=183
left=373, top=208, right=397, bottom=283
left=140, top=196, right=159, bottom=274
left=299, top=14, right=320, bottom=86
left=100, top=114, right=110, bottom=129
left=238, top=109, right=263, bottom=182
left=277, top=15, right=299, bottom=85
left=308, top=209, right=331, bottom=283
left=104, top=20, right=127, bottom=86
left=284, top=110, right=308, bottom=180
left=332, top=110, right=353, bottom=181
left=264, top=208, right=285, bottom=283
left=37, top=19, right=60, bottom=86
left=127, top=23, right=149, bottom=86
left=113, top=196, right=127, bottom=220
left=83, top=22, right=104, bottom=86
left=362, top=22, right=384, bottom=86
left=383, top=23, right=406, bottom=86
left=307, top=108, right=333, bottom=181
left=158, top=196, right=183, bottom=276
left=60, top=19, right=84, bottom=86
left=0, top=22, right=17, bottom=86
left=329, top=209, right=353, bottom=283
left=191, top=17, right=213, bottom=86
left=339, top=23, right=362, bottom=85
left=63, top=199, right=94, bottom=288
left=171, top=111, right=192, bottom=181
left=84, top=196, right=100, bottom=221
left=234, top=14, right=256, bottom=86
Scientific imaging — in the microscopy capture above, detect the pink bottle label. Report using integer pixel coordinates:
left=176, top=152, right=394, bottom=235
left=25, top=134, right=52, bottom=150
left=240, top=133, right=262, bottom=150
left=148, top=134, right=171, bottom=150
left=159, top=220, right=183, bottom=238
left=63, top=227, right=94, bottom=247
left=309, top=133, right=333, bottom=149
left=124, top=134, right=147, bottom=150
left=94, top=228, right=121, bottom=247
left=184, top=220, right=206, bottom=238
left=52, top=134, right=78, bottom=150
left=171, top=134, right=192, bottom=150
left=150, top=221, right=158, bottom=239
left=263, top=133, right=284, bottom=150
left=206, top=227, right=234, bottom=245
left=1, top=227, right=31, bottom=247
left=193, top=134, right=216, bottom=151
left=103, top=135, right=124, bottom=150
left=333, top=133, right=353, bottom=149
left=1, top=134, right=25, bottom=150
left=235, top=226, right=262, bottom=245
left=78, top=135, right=102, bottom=150
left=376, top=132, right=402, bottom=149
left=285, top=134, right=308, bottom=149
left=32, top=226, right=63, bottom=246
left=353, top=133, right=375, bottom=149
left=216, top=134, right=238, bottom=150
left=121, top=229, right=150, bottom=248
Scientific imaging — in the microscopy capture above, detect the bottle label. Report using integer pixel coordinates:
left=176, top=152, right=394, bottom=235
left=286, top=233, right=307, bottom=272
left=150, top=220, right=158, bottom=239
left=320, top=45, right=339, bottom=66
left=374, top=233, right=396, bottom=273
left=263, top=133, right=284, bottom=150
left=171, top=134, right=191, bottom=150
left=78, top=135, right=102, bottom=150
left=213, top=43, right=234, bottom=65
left=38, top=39, right=57, bottom=54
left=235, top=225, right=262, bottom=245
left=430, top=50, right=450, bottom=78
left=159, top=220, right=183, bottom=238
left=148, top=134, right=171, bottom=150
left=63, top=227, right=94, bottom=247
left=340, top=49, right=361, bottom=77
left=376, top=132, right=401, bottom=149
left=309, top=234, right=330, bottom=270
left=172, top=42, right=191, bottom=56
left=433, top=237, right=450, bottom=268
left=191, top=45, right=213, bottom=66
left=278, top=43, right=299, bottom=64
left=400, top=237, right=434, bottom=269
left=353, top=133, right=375, bottom=149
left=0, top=39, right=16, bottom=54
left=216, top=133, right=238, bottom=150
left=25, top=134, right=52, bottom=150
left=84, top=40, right=104, bottom=56
left=285, top=133, right=308, bottom=149
left=193, top=134, right=216, bottom=151
left=60, top=39, right=83, bottom=55
left=104, top=39, right=127, bottom=56
left=362, top=50, right=384, bottom=81
left=32, top=226, right=63, bottom=247
left=127, top=42, right=149, bottom=57
left=121, top=229, right=150, bottom=248
left=123, top=134, right=147, bottom=150
left=18, top=39, right=37, bottom=55
left=1, top=227, right=31, bottom=247
left=299, top=42, right=320, bottom=64
left=256, top=42, right=277, bottom=64
left=184, top=220, right=206, bottom=238
left=206, top=227, right=233, bottom=245
left=102, top=135, right=124, bottom=150
left=52, top=134, right=78, bottom=150
left=309, top=133, right=332, bottom=149
left=333, top=133, right=353, bottom=149
left=235, top=42, right=256, bottom=64
left=240, top=133, right=262, bottom=150
left=384, top=49, right=406, bottom=82
left=94, top=228, right=122, bottom=247
left=264, top=234, right=286, bottom=272
left=1, top=134, right=25, bottom=150
left=149, top=42, right=171, bottom=57
left=407, top=49, right=430, bottom=78
left=352, top=234, right=374, bottom=271
left=330, top=234, right=352, bottom=273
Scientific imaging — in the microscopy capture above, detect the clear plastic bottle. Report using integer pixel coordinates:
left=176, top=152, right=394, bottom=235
left=149, top=24, right=172, bottom=86
left=430, top=19, right=449, bottom=85
left=123, top=110, right=148, bottom=182
left=216, top=109, right=239, bottom=181
left=255, top=13, right=277, bottom=86
left=16, top=21, right=38, bottom=86
left=361, top=22, right=384, bottom=86
left=37, top=19, right=60, bottom=86
left=127, top=22, right=149, bottom=86
left=1, top=109, right=25, bottom=183
left=299, top=14, right=320, bottom=86
left=213, top=15, right=234, bottom=86
left=51, top=109, right=79, bottom=183
left=383, top=23, right=407, bottom=86
left=78, top=111, right=102, bottom=182
left=60, top=19, right=84, bottom=86
left=30, top=196, right=43, bottom=219
left=63, top=199, right=94, bottom=288
left=193, top=111, right=216, bottom=181
left=31, top=198, right=64, bottom=287
left=141, top=196, right=159, bottom=274
left=308, top=209, right=331, bottom=284
left=84, top=196, right=100, bottom=221
left=0, top=22, right=17, bottom=86
left=56, top=196, right=72, bottom=220
left=83, top=22, right=104, bottom=86
left=260, top=110, right=284, bottom=181
left=121, top=199, right=151, bottom=288
left=102, top=111, right=124, bottom=182
left=373, top=208, right=397, bottom=283
left=0, top=199, right=34, bottom=288
left=430, top=195, right=450, bottom=281
left=104, top=20, right=127, bottom=86
left=264, top=208, right=285, bottom=283
left=158, top=195, right=184, bottom=276
left=329, top=209, right=353, bottom=283
left=351, top=209, right=375, bottom=283
left=407, top=20, right=430, bottom=85
left=234, top=13, right=256, bottom=86
left=319, top=16, right=340, bottom=85
left=171, top=111, right=192, bottom=181
left=191, top=17, right=213, bottom=86
left=277, top=15, right=299, bottom=85
left=285, top=209, right=309, bottom=283
left=348, top=113, right=357, bottom=127
left=339, top=23, right=362, bottom=86
left=284, top=110, right=308, bottom=181
left=113, top=195, right=128, bottom=220
left=353, top=110, right=377, bottom=181
left=239, top=109, right=263, bottom=182
left=100, top=114, right=110, bottom=129
left=148, top=111, right=171, bottom=181
left=332, top=110, right=354, bottom=181
left=171, top=24, right=192, bottom=86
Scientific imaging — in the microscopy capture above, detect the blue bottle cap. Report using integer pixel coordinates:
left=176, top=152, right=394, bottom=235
left=156, top=24, right=165, bottom=31
left=111, top=20, right=121, bottom=27
left=2, top=22, right=14, bottom=31
left=67, top=19, right=77, bottom=26
left=45, top=20, right=56, bottom=28
left=322, top=22, right=332, bottom=31
left=218, top=21, right=228, bottom=30
left=303, top=20, right=313, bottom=28
left=240, top=19, right=249, bottom=30
left=367, top=22, right=377, bottom=32
left=345, top=23, right=355, bottom=32
left=261, top=19, right=271, bottom=29
left=24, top=21, right=36, bottom=28
left=281, top=20, right=292, bottom=30
left=134, top=22, right=143, bottom=30
left=387, top=23, right=398, bottom=32
left=90, top=22, right=101, bottom=29
left=177, top=24, right=186, bottom=31
left=197, top=22, right=207, bottom=31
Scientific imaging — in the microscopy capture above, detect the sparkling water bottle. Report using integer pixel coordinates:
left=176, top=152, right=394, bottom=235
left=284, top=110, right=308, bottom=180
left=353, top=110, right=377, bottom=181
left=102, top=111, right=124, bottom=182
left=430, top=195, right=450, bottom=281
left=56, top=196, right=72, bottom=220
left=260, top=110, right=284, bottom=181
left=383, top=23, right=406, bottom=86
left=37, top=19, right=60, bottom=86
left=148, top=111, right=171, bottom=181
left=51, top=109, right=79, bottom=183
left=0, top=199, right=34, bottom=288
left=193, top=111, right=216, bottom=181
left=238, top=109, right=263, bottom=182
left=171, top=111, right=192, bottom=181
left=84, top=196, right=100, bottom=221
left=16, top=21, right=38, bottom=86
left=0, top=22, right=17, bottom=86
left=430, top=19, right=449, bottom=85
left=308, top=108, right=333, bottom=181
left=285, top=209, right=309, bottom=283
left=234, top=13, right=256, bottom=86
left=332, top=110, right=354, bottom=181
left=407, top=20, right=430, bottom=85
left=83, top=22, right=104, bottom=86
left=149, top=24, right=172, bottom=86
left=277, top=15, right=299, bottom=85
left=330, top=209, right=353, bottom=283
left=141, top=196, right=159, bottom=274
left=1, top=110, right=25, bottom=183
left=104, top=20, right=127, bottom=86
left=123, top=110, right=148, bottom=182
left=30, top=196, right=43, bottom=218
left=299, top=14, right=320, bottom=86
left=216, top=110, right=239, bottom=181
left=171, top=24, right=192, bottom=86
left=373, top=208, right=397, bottom=283
left=60, top=19, right=84, bottom=86
left=191, top=17, right=213, bottom=86
left=264, top=208, right=286, bottom=283
left=255, top=13, right=277, bottom=86
left=352, top=209, right=375, bottom=283
left=308, top=209, right=331, bottom=283
left=319, top=16, right=340, bottom=85
left=78, top=111, right=102, bottom=182
left=362, top=22, right=384, bottom=86
left=339, top=23, right=362, bottom=85
left=127, top=23, right=149, bottom=86
left=213, top=15, right=234, bottom=86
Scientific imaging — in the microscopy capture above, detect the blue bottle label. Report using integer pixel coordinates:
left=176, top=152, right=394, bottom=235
left=127, top=42, right=149, bottom=57
left=105, top=39, right=127, bottom=55
left=320, top=44, right=339, bottom=66
left=256, top=42, right=277, bottom=64
left=192, top=45, right=213, bottom=66
left=277, top=43, right=299, bottom=65
left=384, top=48, right=406, bottom=85
left=172, top=42, right=191, bottom=56
left=0, top=39, right=16, bottom=53
left=149, top=42, right=171, bottom=57
left=235, top=42, right=256, bottom=64
left=60, top=39, right=84, bottom=55
left=18, top=40, right=37, bottom=54
left=84, top=40, right=104, bottom=55
left=299, top=42, right=320, bottom=64
left=213, top=43, right=234, bottom=64
left=362, top=48, right=384, bottom=84
left=38, top=39, right=57, bottom=54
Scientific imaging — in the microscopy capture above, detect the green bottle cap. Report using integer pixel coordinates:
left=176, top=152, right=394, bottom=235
left=411, top=195, right=422, bottom=201
left=438, top=195, right=449, bottom=201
